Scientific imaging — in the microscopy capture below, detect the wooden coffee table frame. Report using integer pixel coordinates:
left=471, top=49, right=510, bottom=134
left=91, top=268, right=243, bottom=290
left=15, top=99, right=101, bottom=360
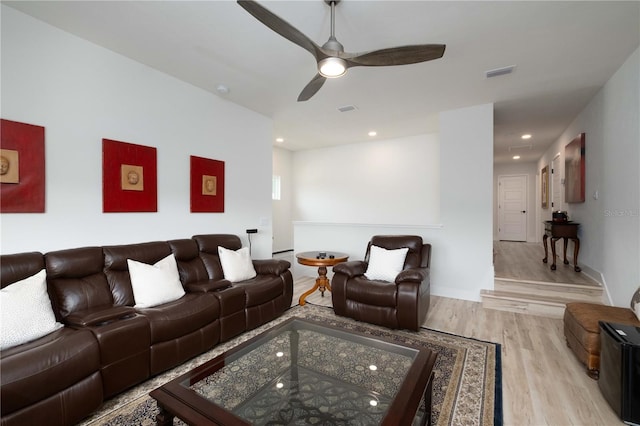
left=296, top=251, right=348, bottom=305
left=150, top=317, right=436, bottom=426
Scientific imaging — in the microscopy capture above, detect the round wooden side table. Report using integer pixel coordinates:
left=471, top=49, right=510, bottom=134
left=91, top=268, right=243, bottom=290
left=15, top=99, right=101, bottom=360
left=296, top=251, right=348, bottom=306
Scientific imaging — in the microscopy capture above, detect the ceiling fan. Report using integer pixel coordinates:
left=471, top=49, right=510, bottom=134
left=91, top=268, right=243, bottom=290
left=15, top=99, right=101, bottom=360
left=237, top=0, right=446, bottom=101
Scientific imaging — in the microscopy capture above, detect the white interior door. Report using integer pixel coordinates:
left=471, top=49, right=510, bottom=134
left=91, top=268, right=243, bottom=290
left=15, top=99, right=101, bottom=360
left=498, top=175, right=528, bottom=241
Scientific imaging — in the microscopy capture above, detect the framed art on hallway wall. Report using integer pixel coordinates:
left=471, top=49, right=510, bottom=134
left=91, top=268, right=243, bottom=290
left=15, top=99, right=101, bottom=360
left=541, top=165, right=549, bottom=209
left=565, top=133, right=585, bottom=203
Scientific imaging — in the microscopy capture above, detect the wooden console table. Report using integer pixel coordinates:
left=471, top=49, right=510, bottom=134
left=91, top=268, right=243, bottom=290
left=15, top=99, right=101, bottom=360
left=542, top=221, right=581, bottom=272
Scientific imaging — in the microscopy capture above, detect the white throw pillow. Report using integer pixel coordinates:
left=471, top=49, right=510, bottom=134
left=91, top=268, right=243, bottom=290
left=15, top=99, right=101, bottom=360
left=632, top=287, right=640, bottom=321
left=218, top=246, right=257, bottom=282
left=364, top=245, right=409, bottom=282
left=0, top=269, right=64, bottom=351
left=127, top=254, right=185, bottom=308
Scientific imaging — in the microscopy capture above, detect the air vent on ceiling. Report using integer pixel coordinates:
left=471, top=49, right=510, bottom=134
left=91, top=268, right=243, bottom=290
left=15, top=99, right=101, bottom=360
left=485, top=65, right=516, bottom=78
left=508, top=144, right=532, bottom=152
left=337, top=105, right=357, bottom=113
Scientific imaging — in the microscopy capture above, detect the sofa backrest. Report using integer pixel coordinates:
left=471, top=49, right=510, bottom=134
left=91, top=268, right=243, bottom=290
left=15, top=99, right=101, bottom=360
left=366, top=235, right=429, bottom=269
left=168, top=239, right=209, bottom=285
left=45, top=247, right=113, bottom=319
left=103, top=241, right=171, bottom=307
left=0, top=252, right=44, bottom=289
left=2, top=235, right=263, bottom=310
left=192, top=234, right=241, bottom=280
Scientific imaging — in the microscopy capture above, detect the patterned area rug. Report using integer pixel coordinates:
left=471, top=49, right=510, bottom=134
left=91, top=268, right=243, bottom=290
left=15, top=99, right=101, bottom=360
left=79, top=304, right=502, bottom=425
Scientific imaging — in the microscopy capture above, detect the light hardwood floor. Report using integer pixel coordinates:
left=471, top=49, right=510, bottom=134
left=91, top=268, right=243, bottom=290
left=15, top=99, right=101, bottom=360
left=287, top=265, right=621, bottom=425
left=494, top=240, right=599, bottom=286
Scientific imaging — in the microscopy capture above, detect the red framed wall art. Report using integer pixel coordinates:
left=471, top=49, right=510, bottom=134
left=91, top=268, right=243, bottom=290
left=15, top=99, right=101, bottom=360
left=0, top=119, right=45, bottom=213
left=565, top=133, right=585, bottom=203
left=102, top=139, right=157, bottom=212
left=190, top=155, right=224, bottom=213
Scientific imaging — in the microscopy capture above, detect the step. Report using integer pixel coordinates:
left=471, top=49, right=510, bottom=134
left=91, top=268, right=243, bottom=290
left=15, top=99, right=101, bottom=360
left=480, top=289, right=575, bottom=319
left=494, top=278, right=603, bottom=303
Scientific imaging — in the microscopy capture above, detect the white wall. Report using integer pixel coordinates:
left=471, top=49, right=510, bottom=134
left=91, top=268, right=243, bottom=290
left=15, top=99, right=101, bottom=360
left=0, top=6, right=274, bottom=258
left=438, top=103, right=494, bottom=299
left=293, top=104, right=494, bottom=301
left=272, top=147, right=293, bottom=252
left=493, top=161, right=539, bottom=242
left=293, top=134, right=440, bottom=225
left=537, top=47, right=640, bottom=306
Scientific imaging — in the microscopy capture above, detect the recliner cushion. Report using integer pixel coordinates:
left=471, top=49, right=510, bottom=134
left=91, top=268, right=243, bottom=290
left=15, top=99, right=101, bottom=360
left=0, top=327, right=101, bottom=415
left=233, top=275, right=283, bottom=307
left=136, top=293, right=219, bottom=343
left=193, top=234, right=241, bottom=280
left=346, top=277, right=397, bottom=307
left=46, top=246, right=114, bottom=318
left=368, top=235, right=424, bottom=269
left=103, top=242, right=172, bottom=307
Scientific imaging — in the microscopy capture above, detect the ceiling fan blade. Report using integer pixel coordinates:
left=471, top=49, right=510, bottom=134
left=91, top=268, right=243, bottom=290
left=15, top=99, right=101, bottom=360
left=237, top=0, right=324, bottom=60
left=297, top=74, right=327, bottom=102
left=344, top=44, right=446, bottom=68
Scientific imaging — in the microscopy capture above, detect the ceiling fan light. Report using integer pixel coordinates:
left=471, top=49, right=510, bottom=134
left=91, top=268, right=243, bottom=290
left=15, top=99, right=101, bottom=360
left=319, top=57, right=347, bottom=78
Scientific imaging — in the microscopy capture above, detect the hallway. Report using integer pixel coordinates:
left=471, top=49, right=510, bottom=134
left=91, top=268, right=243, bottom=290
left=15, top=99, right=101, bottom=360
left=493, top=240, right=600, bottom=286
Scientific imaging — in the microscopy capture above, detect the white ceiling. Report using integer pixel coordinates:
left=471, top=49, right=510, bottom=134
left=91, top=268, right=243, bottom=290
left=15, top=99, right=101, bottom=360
left=5, top=1, right=639, bottom=163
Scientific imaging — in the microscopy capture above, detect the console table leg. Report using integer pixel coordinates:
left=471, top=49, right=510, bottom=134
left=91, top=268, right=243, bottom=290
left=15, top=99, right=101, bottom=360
left=573, top=238, right=582, bottom=272
left=550, top=237, right=558, bottom=270
left=563, top=237, right=570, bottom=265
left=542, top=234, right=549, bottom=263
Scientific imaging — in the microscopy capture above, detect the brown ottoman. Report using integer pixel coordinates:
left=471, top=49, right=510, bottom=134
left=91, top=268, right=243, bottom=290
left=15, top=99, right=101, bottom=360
left=564, top=302, right=639, bottom=379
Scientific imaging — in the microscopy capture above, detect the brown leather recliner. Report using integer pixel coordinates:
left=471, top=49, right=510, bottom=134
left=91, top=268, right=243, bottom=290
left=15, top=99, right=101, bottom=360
left=331, top=235, right=431, bottom=331
left=193, top=234, right=294, bottom=331
left=1, top=252, right=104, bottom=426
left=102, top=241, right=221, bottom=376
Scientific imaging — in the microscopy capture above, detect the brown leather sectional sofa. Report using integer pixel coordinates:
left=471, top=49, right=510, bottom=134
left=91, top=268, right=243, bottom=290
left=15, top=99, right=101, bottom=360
left=0, top=234, right=293, bottom=426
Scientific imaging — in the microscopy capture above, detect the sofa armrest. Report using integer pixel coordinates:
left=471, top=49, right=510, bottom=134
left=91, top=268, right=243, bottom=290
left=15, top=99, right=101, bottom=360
left=184, top=279, right=232, bottom=293
left=395, top=267, right=429, bottom=284
left=252, top=259, right=291, bottom=276
left=333, top=261, right=368, bottom=278
left=65, top=306, right=136, bottom=327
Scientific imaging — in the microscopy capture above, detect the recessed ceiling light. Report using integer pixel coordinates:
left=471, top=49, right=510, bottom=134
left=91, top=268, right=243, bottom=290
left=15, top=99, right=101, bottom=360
left=368, top=131, right=377, bottom=137
left=521, top=134, right=532, bottom=140
left=275, top=138, right=284, bottom=143
left=513, top=155, right=521, bottom=160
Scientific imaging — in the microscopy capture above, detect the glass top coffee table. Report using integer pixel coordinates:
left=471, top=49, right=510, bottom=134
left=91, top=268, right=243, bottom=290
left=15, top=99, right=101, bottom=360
left=150, top=317, right=437, bottom=425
